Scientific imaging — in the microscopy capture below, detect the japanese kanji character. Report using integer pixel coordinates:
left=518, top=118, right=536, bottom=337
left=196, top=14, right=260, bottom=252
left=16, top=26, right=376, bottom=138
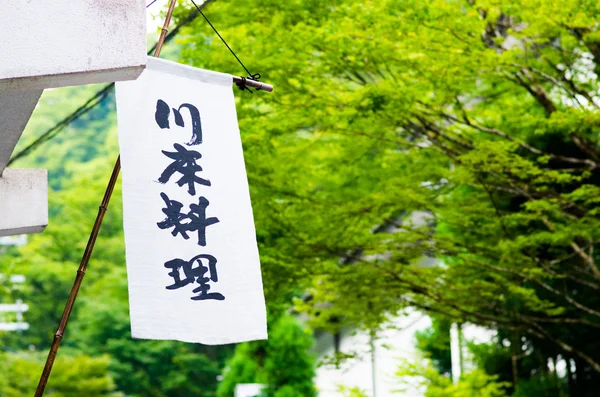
left=159, top=143, right=211, bottom=196
left=157, top=192, right=190, bottom=239
left=164, top=254, right=225, bottom=301
left=187, top=196, right=220, bottom=246
left=155, top=99, right=203, bottom=145
left=157, top=193, right=220, bottom=246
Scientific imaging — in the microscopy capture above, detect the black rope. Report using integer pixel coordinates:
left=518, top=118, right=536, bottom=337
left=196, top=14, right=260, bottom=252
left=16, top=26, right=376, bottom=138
left=8, top=86, right=113, bottom=165
left=189, top=0, right=261, bottom=92
left=9, top=1, right=263, bottom=165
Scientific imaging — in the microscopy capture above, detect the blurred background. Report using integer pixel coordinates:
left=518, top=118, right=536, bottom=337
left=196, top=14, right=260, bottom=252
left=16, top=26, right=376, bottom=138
left=2, top=1, right=600, bottom=396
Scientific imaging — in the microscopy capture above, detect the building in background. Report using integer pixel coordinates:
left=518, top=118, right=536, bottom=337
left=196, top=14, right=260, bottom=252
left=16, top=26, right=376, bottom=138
left=314, top=310, right=431, bottom=397
left=313, top=314, right=495, bottom=397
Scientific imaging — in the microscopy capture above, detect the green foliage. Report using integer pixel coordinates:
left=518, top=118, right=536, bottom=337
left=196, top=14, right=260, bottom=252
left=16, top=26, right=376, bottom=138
left=0, top=352, right=121, bottom=397
left=264, top=316, right=316, bottom=397
left=2, top=0, right=600, bottom=395
left=415, top=317, right=453, bottom=376
left=217, top=315, right=316, bottom=397
left=217, top=342, right=267, bottom=397
left=176, top=0, right=600, bottom=392
left=512, top=375, right=568, bottom=397
left=337, top=386, right=368, bottom=397
left=397, top=359, right=509, bottom=397
left=468, top=339, right=514, bottom=388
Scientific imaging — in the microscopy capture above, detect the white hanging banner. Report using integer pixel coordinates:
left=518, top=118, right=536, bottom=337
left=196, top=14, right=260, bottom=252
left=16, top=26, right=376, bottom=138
left=116, top=57, right=267, bottom=345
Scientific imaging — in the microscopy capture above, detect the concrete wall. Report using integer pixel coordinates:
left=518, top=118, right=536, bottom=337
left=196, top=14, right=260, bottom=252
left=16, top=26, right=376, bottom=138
left=0, top=91, right=47, bottom=236
left=0, top=91, right=43, bottom=175
left=0, top=0, right=148, bottom=237
left=0, top=0, right=147, bottom=91
left=0, top=169, right=48, bottom=237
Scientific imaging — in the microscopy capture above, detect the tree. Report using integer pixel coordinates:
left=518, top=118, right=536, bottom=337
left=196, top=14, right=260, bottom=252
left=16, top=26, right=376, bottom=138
left=217, top=342, right=267, bottom=397
left=4, top=0, right=600, bottom=394
left=415, top=317, right=453, bottom=376
left=397, top=358, right=509, bottom=397
left=217, top=315, right=316, bottom=397
left=264, top=316, right=316, bottom=397
left=0, top=352, right=121, bottom=397
left=177, top=0, right=600, bottom=394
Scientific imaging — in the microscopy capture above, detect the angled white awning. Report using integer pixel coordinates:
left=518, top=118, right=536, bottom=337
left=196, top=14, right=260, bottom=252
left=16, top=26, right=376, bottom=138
left=0, top=0, right=147, bottom=237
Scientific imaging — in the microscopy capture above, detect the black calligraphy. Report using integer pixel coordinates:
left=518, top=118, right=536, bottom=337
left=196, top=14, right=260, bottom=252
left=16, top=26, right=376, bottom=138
left=157, top=193, right=219, bottom=247
left=164, top=254, right=224, bottom=301
left=155, top=100, right=203, bottom=145
left=159, top=144, right=211, bottom=196
left=155, top=99, right=223, bottom=301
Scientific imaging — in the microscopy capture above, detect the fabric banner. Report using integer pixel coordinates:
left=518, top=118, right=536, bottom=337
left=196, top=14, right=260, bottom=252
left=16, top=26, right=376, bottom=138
left=116, top=57, right=267, bottom=345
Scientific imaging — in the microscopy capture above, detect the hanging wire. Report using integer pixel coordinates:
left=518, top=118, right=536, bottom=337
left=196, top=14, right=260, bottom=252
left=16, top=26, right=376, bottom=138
left=9, top=0, right=265, bottom=165
left=189, top=0, right=261, bottom=92
left=8, top=86, right=112, bottom=165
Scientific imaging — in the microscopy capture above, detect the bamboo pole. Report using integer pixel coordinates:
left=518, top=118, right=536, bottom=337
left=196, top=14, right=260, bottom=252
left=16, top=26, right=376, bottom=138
left=232, top=76, right=274, bottom=92
left=33, top=1, right=178, bottom=395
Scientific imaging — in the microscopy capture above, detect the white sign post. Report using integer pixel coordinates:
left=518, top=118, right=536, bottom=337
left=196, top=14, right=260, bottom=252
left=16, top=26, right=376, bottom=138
left=0, top=235, right=28, bottom=246
left=0, top=299, right=29, bottom=332
left=116, top=57, right=267, bottom=345
left=235, top=384, right=265, bottom=397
